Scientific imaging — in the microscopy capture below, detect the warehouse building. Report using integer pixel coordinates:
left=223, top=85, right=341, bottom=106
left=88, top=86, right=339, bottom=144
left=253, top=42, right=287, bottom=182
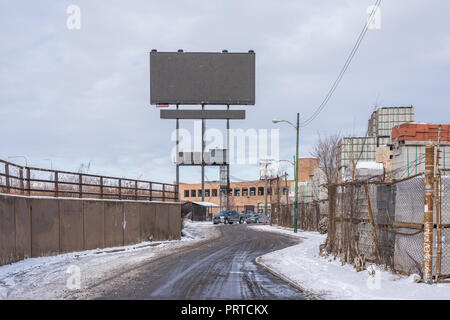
left=179, top=158, right=319, bottom=214
left=390, top=123, right=450, bottom=179
left=179, top=179, right=293, bottom=214
left=368, top=106, right=415, bottom=146
left=338, top=106, right=415, bottom=173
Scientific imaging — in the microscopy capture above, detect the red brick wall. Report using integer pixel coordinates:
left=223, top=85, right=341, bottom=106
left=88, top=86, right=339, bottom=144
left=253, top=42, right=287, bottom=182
left=392, top=123, right=450, bottom=143
left=297, top=158, right=319, bottom=182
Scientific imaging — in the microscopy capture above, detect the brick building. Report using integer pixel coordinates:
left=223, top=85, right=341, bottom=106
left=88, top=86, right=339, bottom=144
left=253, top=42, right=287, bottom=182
left=179, top=157, right=319, bottom=214
left=390, top=123, right=450, bottom=179
left=297, top=158, right=319, bottom=182
left=179, top=179, right=294, bottom=214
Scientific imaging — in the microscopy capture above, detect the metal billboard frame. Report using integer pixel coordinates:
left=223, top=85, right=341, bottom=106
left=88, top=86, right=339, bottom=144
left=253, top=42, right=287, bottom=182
left=152, top=50, right=255, bottom=211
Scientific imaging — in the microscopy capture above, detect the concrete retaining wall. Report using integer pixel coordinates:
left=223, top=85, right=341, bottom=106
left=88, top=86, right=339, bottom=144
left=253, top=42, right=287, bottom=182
left=0, top=194, right=181, bottom=266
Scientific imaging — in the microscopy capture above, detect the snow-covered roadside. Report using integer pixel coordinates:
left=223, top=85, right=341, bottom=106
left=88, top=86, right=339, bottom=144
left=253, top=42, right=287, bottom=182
left=249, top=224, right=450, bottom=300
left=0, top=220, right=217, bottom=300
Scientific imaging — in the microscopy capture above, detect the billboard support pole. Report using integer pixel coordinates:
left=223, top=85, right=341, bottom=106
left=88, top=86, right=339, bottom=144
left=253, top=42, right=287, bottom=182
left=176, top=104, right=180, bottom=200
left=201, top=104, right=205, bottom=202
left=227, top=104, right=230, bottom=210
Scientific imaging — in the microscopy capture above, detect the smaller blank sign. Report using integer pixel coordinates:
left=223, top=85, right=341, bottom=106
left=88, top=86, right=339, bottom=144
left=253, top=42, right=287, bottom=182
left=160, top=110, right=245, bottom=119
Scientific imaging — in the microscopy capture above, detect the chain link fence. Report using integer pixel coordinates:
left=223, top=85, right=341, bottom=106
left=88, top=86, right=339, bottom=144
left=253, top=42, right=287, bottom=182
left=437, top=171, right=450, bottom=281
left=319, top=168, right=450, bottom=282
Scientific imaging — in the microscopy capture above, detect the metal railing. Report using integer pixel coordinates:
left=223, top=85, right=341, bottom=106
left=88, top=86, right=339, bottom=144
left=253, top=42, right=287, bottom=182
left=0, top=159, right=178, bottom=202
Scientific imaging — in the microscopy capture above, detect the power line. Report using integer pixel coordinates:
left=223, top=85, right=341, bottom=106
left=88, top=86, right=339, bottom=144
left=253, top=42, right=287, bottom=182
left=300, top=0, right=382, bottom=127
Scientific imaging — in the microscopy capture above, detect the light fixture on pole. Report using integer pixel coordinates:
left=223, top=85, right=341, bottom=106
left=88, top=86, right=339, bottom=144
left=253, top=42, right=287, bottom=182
left=8, top=155, right=28, bottom=167
left=272, top=113, right=300, bottom=233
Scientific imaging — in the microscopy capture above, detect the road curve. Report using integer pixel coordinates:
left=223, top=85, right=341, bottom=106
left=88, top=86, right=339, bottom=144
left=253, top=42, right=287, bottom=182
left=98, top=224, right=308, bottom=300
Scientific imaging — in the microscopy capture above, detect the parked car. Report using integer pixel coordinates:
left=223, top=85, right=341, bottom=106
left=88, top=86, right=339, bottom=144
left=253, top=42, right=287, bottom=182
left=213, top=210, right=244, bottom=224
left=258, top=214, right=269, bottom=224
left=245, top=213, right=260, bottom=224
left=213, top=211, right=227, bottom=224
left=240, top=210, right=255, bottom=220
left=246, top=213, right=269, bottom=224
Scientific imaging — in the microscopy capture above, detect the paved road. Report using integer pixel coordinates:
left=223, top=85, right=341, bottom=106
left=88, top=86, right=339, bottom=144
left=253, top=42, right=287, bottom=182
left=98, top=224, right=308, bottom=299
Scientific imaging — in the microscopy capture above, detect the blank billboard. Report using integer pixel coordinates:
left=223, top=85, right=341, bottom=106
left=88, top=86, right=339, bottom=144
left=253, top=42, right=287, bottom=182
left=150, top=51, right=255, bottom=105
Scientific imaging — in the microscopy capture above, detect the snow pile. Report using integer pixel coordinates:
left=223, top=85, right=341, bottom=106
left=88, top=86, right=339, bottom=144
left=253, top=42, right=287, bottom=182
left=181, top=220, right=216, bottom=241
left=250, top=225, right=450, bottom=300
left=0, top=220, right=217, bottom=300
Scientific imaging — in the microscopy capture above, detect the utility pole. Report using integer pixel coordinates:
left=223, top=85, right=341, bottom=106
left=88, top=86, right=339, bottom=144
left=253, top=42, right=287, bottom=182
left=260, top=158, right=273, bottom=216
left=226, top=105, right=230, bottom=210
left=272, top=113, right=299, bottom=233
left=423, top=141, right=435, bottom=284
left=264, top=161, right=269, bottom=215
left=294, top=113, right=299, bottom=233
left=436, top=127, right=443, bottom=280
left=276, top=175, right=280, bottom=226
left=176, top=104, right=180, bottom=200
left=284, top=172, right=289, bottom=227
left=201, top=104, right=205, bottom=202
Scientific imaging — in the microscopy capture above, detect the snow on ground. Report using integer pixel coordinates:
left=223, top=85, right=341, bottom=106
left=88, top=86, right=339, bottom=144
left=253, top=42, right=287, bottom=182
left=250, top=224, right=450, bottom=300
left=0, top=220, right=217, bottom=300
left=181, top=220, right=215, bottom=241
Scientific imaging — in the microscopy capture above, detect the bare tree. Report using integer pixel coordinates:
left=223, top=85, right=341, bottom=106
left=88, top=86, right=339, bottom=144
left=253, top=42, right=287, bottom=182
left=311, top=133, right=341, bottom=253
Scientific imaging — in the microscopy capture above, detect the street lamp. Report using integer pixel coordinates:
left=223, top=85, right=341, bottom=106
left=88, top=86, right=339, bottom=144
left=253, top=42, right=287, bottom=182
left=44, top=158, right=54, bottom=180
left=259, top=158, right=275, bottom=221
left=272, top=113, right=300, bottom=233
left=277, top=159, right=295, bottom=166
left=43, top=158, right=53, bottom=170
left=8, top=155, right=28, bottom=167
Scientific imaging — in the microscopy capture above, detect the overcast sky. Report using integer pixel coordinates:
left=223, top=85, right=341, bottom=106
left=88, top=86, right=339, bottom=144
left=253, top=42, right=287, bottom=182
left=1, top=0, right=449, bottom=183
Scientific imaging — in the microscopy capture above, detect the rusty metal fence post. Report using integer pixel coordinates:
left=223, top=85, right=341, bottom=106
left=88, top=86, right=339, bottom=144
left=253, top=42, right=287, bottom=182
left=100, top=176, right=104, bottom=199
left=54, top=171, right=59, bottom=197
left=19, top=168, right=24, bottom=195
left=78, top=173, right=82, bottom=198
left=364, top=181, right=382, bottom=264
left=436, top=152, right=442, bottom=281
left=149, top=182, right=153, bottom=201
left=5, top=163, right=10, bottom=193
left=135, top=180, right=138, bottom=200
left=423, top=142, right=435, bottom=284
left=26, top=167, right=31, bottom=196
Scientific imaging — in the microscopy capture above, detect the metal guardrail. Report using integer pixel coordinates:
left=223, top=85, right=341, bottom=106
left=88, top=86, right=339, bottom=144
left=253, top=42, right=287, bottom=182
left=0, top=159, right=178, bottom=202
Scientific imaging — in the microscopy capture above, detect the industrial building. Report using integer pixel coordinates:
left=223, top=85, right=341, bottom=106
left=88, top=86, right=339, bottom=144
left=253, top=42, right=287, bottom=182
left=338, top=136, right=377, bottom=170
left=179, top=179, right=293, bottom=214
left=389, top=123, right=450, bottom=179
left=368, top=106, right=415, bottom=146
left=338, top=106, right=415, bottom=172
left=179, top=158, right=320, bottom=214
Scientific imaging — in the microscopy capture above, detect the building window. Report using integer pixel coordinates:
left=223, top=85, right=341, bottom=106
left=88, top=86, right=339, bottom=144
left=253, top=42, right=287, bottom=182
left=205, top=189, right=210, bottom=197
left=198, top=189, right=202, bottom=197
left=191, top=190, right=196, bottom=197
left=212, top=189, right=218, bottom=197
left=267, top=203, right=271, bottom=214
left=267, top=187, right=272, bottom=195
left=282, top=186, right=289, bottom=195
left=258, top=187, right=264, bottom=196
left=234, top=188, right=240, bottom=196
left=228, top=188, right=232, bottom=196
left=250, top=187, right=256, bottom=196
left=242, top=187, right=248, bottom=196
left=257, top=203, right=264, bottom=213
left=184, top=190, right=189, bottom=198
